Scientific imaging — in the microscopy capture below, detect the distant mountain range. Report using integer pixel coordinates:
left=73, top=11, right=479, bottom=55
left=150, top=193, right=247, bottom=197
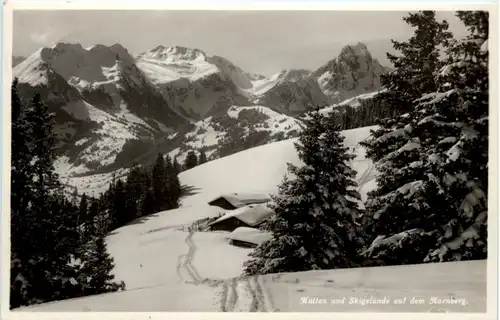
left=12, top=41, right=389, bottom=176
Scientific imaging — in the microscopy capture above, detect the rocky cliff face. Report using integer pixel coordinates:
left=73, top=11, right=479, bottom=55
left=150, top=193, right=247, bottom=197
left=313, top=42, right=390, bottom=104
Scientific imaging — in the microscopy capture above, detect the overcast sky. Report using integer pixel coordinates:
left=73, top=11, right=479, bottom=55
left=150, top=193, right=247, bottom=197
left=13, top=10, right=468, bottom=75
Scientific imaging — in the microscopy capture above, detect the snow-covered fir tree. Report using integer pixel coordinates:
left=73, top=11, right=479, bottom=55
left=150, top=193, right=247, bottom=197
left=423, top=10, right=489, bottom=262
left=78, top=235, right=126, bottom=296
left=244, top=109, right=362, bottom=275
left=184, top=150, right=198, bottom=171
left=165, top=154, right=182, bottom=208
left=10, top=83, right=125, bottom=308
left=362, top=11, right=454, bottom=165
left=378, top=11, right=453, bottom=113
left=360, top=11, right=489, bottom=265
left=198, top=149, right=208, bottom=164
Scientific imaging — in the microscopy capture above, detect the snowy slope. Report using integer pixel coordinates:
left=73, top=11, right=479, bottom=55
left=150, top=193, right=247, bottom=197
left=168, top=105, right=302, bottom=163
left=335, top=90, right=384, bottom=109
left=15, top=126, right=486, bottom=312
left=318, top=89, right=385, bottom=117
left=180, top=125, right=378, bottom=206
left=17, top=256, right=486, bottom=312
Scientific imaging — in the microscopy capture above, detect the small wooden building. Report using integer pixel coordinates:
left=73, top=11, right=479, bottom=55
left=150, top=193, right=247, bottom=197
left=226, top=227, right=273, bottom=248
left=207, top=203, right=274, bottom=232
left=208, top=216, right=248, bottom=232
left=207, top=193, right=271, bottom=210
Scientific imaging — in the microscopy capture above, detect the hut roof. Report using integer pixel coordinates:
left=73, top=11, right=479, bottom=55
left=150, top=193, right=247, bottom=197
left=208, top=203, right=274, bottom=227
left=207, top=193, right=271, bottom=208
left=226, top=227, right=272, bottom=246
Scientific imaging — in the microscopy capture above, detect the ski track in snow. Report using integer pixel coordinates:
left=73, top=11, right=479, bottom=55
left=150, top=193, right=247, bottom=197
left=176, top=231, right=272, bottom=312
left=356, top=155, right=375, bottom=193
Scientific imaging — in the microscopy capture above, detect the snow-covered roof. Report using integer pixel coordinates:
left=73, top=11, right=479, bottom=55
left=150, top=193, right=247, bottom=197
left=208, top=203, right=274, bottom=227
left=208, top=192, right=271, bottom=208
left=226, top=227, right=272, bottom=246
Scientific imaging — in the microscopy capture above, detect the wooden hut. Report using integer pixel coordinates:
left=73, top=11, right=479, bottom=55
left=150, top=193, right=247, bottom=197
left=226, top=227, right=273, bottom=248
left=207, top=203, right=274, bottom=232
left=207, top=193, right=271, bottom=210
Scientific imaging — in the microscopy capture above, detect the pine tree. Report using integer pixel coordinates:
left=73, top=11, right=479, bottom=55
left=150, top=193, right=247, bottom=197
left=361, top=11, right=453, bottom=162
left=78, top=235, right=126, bottom=295
left=71, top=187, right=79, bottom=207
left=88, top=198, right=101, bottom=236
left=24, top=94, right=60, bottom=197
left=78, top=193, right=89, bottom=242
left=423, top=10, right=489, bottom=262
left=165, top=155, right=181, bottom=208
left=151, top=153, right=169, bottom=212
left=94, top=201, right=110, bottom=237
left=243, top=109, right=362, bottom=275
left=360, top=11, right=489, bottom=266
left=198, top=149, right=208, bottom=164
left=139, top=178, right=155, bottom=217
left=173, top=157, right=182, bottom=174
left=10, top=79, right=33, bottom=307
left=111, top=179, right=127, bottom=229
left=10, top=91, right=84, bottom=307
left=184, top=151, right=198, bottom=171
left=123, top=163, right=143, bottom=223
left=381, top=11, right=453, bottom=106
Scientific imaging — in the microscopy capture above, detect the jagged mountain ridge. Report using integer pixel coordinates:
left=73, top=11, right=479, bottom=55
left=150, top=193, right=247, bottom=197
left=136, top=46, right=253, bottom=120
left=14, top=41, right=388, bottom=176
left=13, top=42, right=189, bottom=175
left=135, top=42, right=390, bottom=118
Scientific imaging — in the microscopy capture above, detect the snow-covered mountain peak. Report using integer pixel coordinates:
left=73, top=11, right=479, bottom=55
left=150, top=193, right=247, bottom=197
left=312, top=42, right=389, bottom=103
left=50, top=42, right=85, bottom=54
left=89, top=43, right=134, bottom=64
left=13, top=48, right=50, bottom=86
left=206, top=55, right=254, bottom=89
left=46, top=42, right=134, bottom=64
left=281, top=69, right=311, bottom=82
left=246, top=72, right=267, bottom=81
left=14, top=42, right=136, bottom=87
left=139, top=45, right=207, bottom=62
